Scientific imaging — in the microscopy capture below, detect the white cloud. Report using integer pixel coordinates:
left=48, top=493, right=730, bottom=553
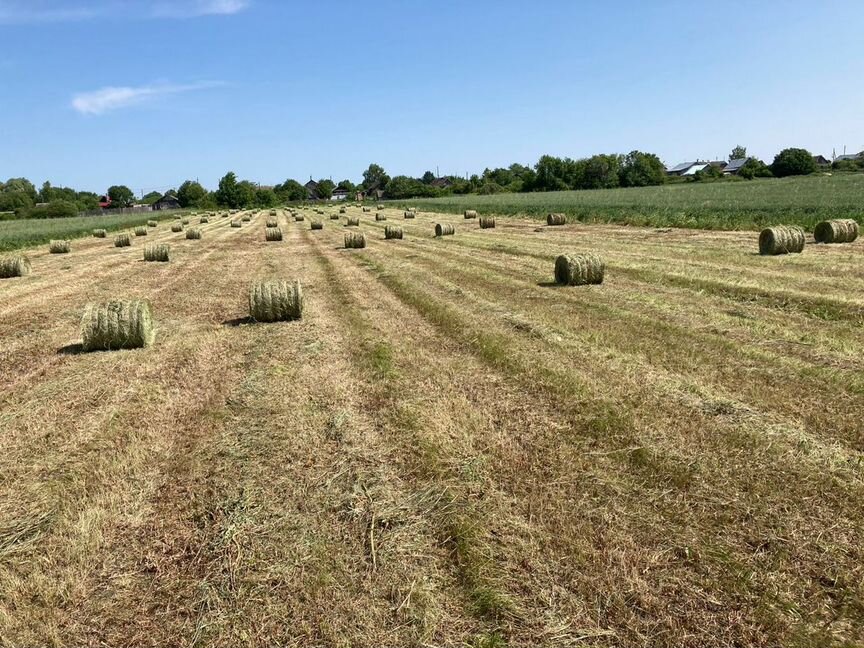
left=72, top=81, right=223, bottom=115
left=151, top=0, right=250, bottom=18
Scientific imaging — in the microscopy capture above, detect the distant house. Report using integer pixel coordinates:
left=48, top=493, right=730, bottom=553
left=305, top=180, right=319, bottom=200
left=431, top=177, right=454, bottom=189
left=708, top=161, right=728, bottom=171
left=723, top=158, right=751, bottom=175
left=834, top=152, right=863, bottom=162
left=331, top=187, right=349, bottom=201
left=666, top=161, right=710, bottom=176
left=812, top=154, right=831, bottom=167
left=98, top=194, right=111, bottom=209
left=356, top=182, right=385, bottom=201
left=153, top=192, right=181, bottom=211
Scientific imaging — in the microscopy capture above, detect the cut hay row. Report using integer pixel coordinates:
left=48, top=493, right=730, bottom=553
left=185, top=228, right=202, bottom=240
left=114, top=233, right=131, bottom=247
left=464, top=209, right=478, bottom=219
left=554, top=253, right=605, bottom=285
left=80, top=299, right=155, bottom=351
left=49, top=240, right=71, bottom=254
left=311, top=220, right=323, bottom=230
left=134, top=226, right=148, bottom=237
left=171, top=223, right=184, bottom=233
left=92, top=229, right=107, bottom=238
left=249, top=279, right=303, bottom=322
left=265, top=227, right=283, bottom=241
left=479, top=216, right=496, bottom=229
left=384, top=225, right=403, bottom=240
left=0, top=255, right=31, bottom=278
left=759, top=225, right=805, bottom=255
left=345, top=231, right=366, bottom=249
left=547, top=213, right=566, bottom=226
left=143, top=244, right=170, bottom=262
left=814, top=219, right=859, bottom=244
left=435, top=223, right=455, bottom=237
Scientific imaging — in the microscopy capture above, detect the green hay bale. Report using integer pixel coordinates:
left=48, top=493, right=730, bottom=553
left=377, top=204, right=384, bottom=210
left=435, top=223, right=455, bottom=237
left=266, top=218, right=279, bottom=228
left=143, top=244, right=170, bottom=262
left=814, top=219, right=859, bottom=244
left=363, top=207, right=371, bottom=213
left=759, top=225, right=805, bottom=255
left=339, top=207, right=347, bottom=214
left=295, top=215, right=305, bottom=222
left=0, top=255, right=31, bottom=278
left=92, top=229, right=107, bottom=238
left=231, top=219, right=242, bottom=228
left=403, top=210, right=416, bottom=219
left=147, top=220, right=158, bottom=227
left=479, top=216, right=496, bottom=229
left=114, top=233, right=131, bottom=247
left=384, top=225, right=403, bottom=240
left=547, top=213, right=566, bottom=226
left=265, top=227, right=283, bottom=241
left=249, top=279, right=303, bottom=322
left=185, top=228, right=202, bottom=240
left=81, top=299, right=155, bottom=351
left=464, top=209, right=478, bottom=219
left=345, top=231, right=366, bottom=249
left=171, top=223, right=184, bottom=233
left=330, top=213, right=340, bottom=220
left=49, top=239, right=71, bottom=253
left=311, top=220, right=323, bottom=230
left=555, top=253, right=605, bottom=285
left=376, top=213, right=387, bottom=221
left=181, top=218, right=191, bottom=225
left=134, top=226, right=148, bottom=236
left=346, top=216, right=360, bottom=227
left=200, top=216, right=210, bottom=224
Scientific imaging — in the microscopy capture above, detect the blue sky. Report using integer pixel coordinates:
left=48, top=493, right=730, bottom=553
left=1, top=0, right=863, bottom=195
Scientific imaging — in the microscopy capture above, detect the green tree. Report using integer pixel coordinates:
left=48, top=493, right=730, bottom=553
left=255, top=188, right=278, bottom=207
left=421, top=171, right=436, bottom=184
left=215, top=172, right=240, bottom=207
left=336, top=179, right=356, bottom=194
left=236, top=181, right=257, bottom=207
left=729, top=145, right=747, bottom=161
left=582, top=154, right=621, bottom=189
left=177, top=180, right=208, bottom=208
left=619, top=151, right=666, bottom=187
left=533, top=155, right=570, bottom=191
left=275, top=179, right=307, bottom=202
left=107, top=185, right=135, bottom=207
left=362, top=164, right=390, bottom=190
left=2, top=177, right=38, bottom=201
left=316, top=179, right=335, bottom=200
left=771, top=148, right=817, bottom=177
left=141, top=191, right=163, bottom=205
left=738, top=158, right=772, bottom=180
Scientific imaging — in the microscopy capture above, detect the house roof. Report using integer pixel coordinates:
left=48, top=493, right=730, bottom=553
left=667, top=162, right=698, bottom=173
left=834, top=153, right=863, bottom=161
left=724, top=158, right=749, bottom=172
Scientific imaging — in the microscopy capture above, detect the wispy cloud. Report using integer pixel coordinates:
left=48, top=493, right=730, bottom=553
left=0, top=0, right=250, bottom=24
left=151, top=0, right=251, bottom=18
left=0, top=1, right=97, bottom=24
left=72, top=81, right=224, bottom=115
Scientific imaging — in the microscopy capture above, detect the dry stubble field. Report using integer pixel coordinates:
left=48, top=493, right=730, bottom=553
left=1, top=207, right=863, bottom=647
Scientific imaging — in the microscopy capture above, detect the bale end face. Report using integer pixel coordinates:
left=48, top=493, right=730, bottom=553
left=759, top=225, right=805, bottom=255
left=814, top=219, right=859, bottom=244
left=435, top=223, right=455, bottom=237
left=249, top=280, right=303, bottom=322
left=554, top=253, right=605, bottom=286
left=0, top=255, right=31, bottom=278
left=49, top=240, right=71, bottom=253
left=80, top=299, right=155, bottom=351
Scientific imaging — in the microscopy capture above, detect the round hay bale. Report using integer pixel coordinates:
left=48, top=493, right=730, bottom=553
left=0, top=255, right=31, bottom=278
left=330, top=213, right=340, bottom=220
left=92, top=229, right=107, bottom=238
left=143, top=244, right=170, bottom=262
left=464, top=210, right=478, bottom=219
left=345, top=232, right=366, bottom=249
left=435, top=223, right=455, bottom=237
left=759, top=225, right=805, bottom=255
left=547, top=213, right=566, bottom=226
left=81, top=299, right=155, bottom=351
left=249, top=279, right=303, bottom=322
left=134, top=226, right=148, bottom=236
left=377, top=204, right=384, bottom=210
left=311, top=220, right=324, bottom=230
left=814, top=219, right=859, bottom=244
left=181, top=218, right=191, bottom=225
left=49, top=240, right=71, bottom=254
left=376, top=213, right=387, bottom=221
left=295, top=215, right=305, bottom=222
left=384, top=225, right=403, bottom=240
left=346, top=216, right=360, bottom=227
left=269, top=209, right=277, bottom=216
left=479, top=216, right=496, bottom=229
left=199, top=216, right=210, bottom=224
left=363, top=207, right=371, bottom=213
left=404, top=211, right=416, bottom=219
left=171, top=223, right=184, bottom=233
left=114, top=233, right=131, bottom=247
left=265, top=218, right=278, bottom=228
left=185, top=228, right=202, bottom=240
left=339, top=207, right=347, bottom=214
left=241, top=215, right=251, bottom=222
left=407, top=207, right=417, bottom=213
left=554, top=253, right=605, bottom=285
left=147, top=220, right=158, bottom=228
left=265, top=227, right=283, bottom=241
left=230, top=219, right=242, bottom=228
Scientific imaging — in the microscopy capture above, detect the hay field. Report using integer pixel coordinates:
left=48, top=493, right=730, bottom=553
left=1, top=207, right=863, bottom=647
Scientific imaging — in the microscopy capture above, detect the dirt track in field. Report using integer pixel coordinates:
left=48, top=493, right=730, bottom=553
left=1, top=208, right=862, bottom=647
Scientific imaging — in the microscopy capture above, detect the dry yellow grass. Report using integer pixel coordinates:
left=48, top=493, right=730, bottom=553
left=1, top=209, right=863, bottom=647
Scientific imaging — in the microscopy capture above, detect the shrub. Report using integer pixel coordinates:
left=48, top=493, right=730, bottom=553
left=771, top=148, right=817, bottom=178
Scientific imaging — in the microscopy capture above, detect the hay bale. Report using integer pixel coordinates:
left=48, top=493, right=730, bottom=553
left=114, top=233, right=131, bottom=247
left=384, top=225, right=403, bottom=240
left=814, top=219, right=859, bottom=244
left=363, top=207, right=371, bottom=213
left=143, top=244, right=170, bottom=262
left=346, top=216, right=360, bottom=226
left=181, top=218, right=191, bottom=225
left=241, top=215, right=251, bottom=222
left=92, top=228, right=107, bottom=238
left=479, top=216, right=496, bottom=229
left=404, top=211, right=416, bottom=219
left=231, top=219, right=242, bottom=228
left=555, top=253, right=605, bottom=285
left=147, top=220, right=158, bottom=227
left=407, top=207, right=417, bottom=213
left=339, top=207, right=347, bottom=214
left=295, top=215, right=305, bottom=222
left=171, top=222, right=184, bottom=233
left=200, top=216, right=210, bottom=224
left=134, top=226, right=148, bottom=236
left=435, top=223, right=455, bottom=237
left=759, top=225, right=805, bottom=255
left=269, top=209, right=277, bottom=216
left=49, top=239, right=70, bottom=253
left=185, top=228, right=202, bottom=240
left=249, top=279, right=303, bottom=322
left=547, top=213, right=566, bottom=226
left=377, top=204, right=384, bottom=210
left=265, top=227, right=283, bottom=241
left=376, top=213, right=387, bottom=221
left=330, top=213, right=340, bottom=220
left=81, top=299, right=155, bottom=351
left=345, top=232, right=366, bottom=249
left=266, top=218, right=278, bottom=228
left=464, top=210, right=478, bottom=219
left=0, top=255, right=31, bottom=278
left=311, top=220, right=323, bottom=230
